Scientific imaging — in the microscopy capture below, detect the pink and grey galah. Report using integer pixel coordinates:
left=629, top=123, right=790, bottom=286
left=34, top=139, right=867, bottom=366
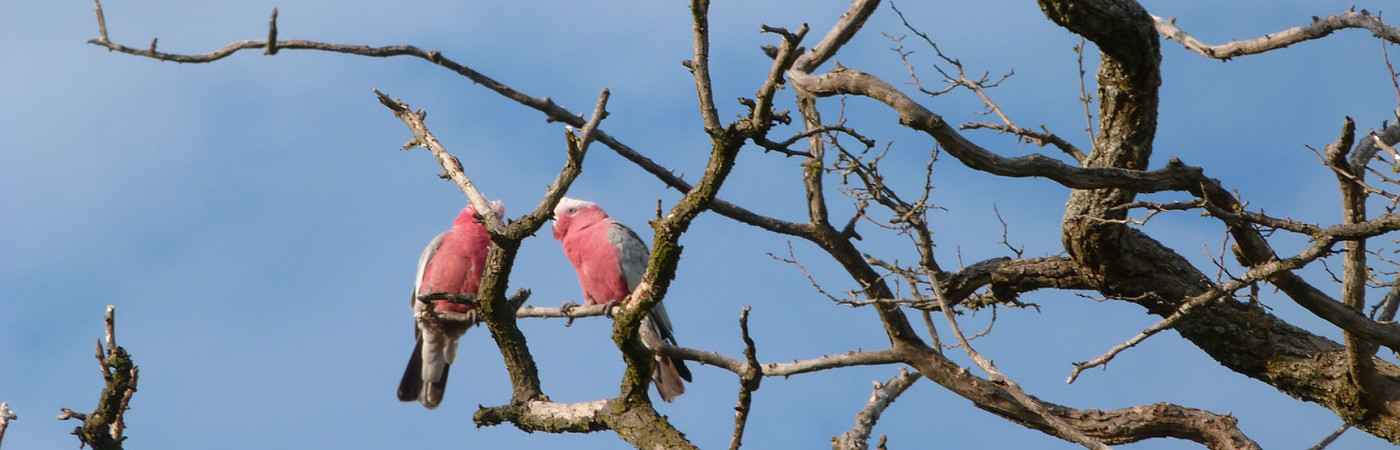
left=552, top=197, right=693, bottom=402
left=397, top=200, right=504, bottom=409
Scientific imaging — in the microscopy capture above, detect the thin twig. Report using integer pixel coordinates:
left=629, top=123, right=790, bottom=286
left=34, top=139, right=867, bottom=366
left=770, top=243, right=845, bottom=304
left=1075, top=36, right=1096, bottom=153
left=992, top=204, right=1023, bottom=258
left=755, top=124, right=874, bottom=157
left=960, top=122, right=1086, bottom=163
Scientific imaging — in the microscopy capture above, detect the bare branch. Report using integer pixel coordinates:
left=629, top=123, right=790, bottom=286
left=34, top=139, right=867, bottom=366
left=374, top=90, right=503, bottom=231
left=792, top=0, right=880, bottom=73
left=750, top=24, right=808, bottom=130
left=1308, top=424, right=1351, bottom=450
left=1323, top=117, right=1380, bottom=394
left=656, top=344, right=904, bottom=378
left=1074, top=36, right=1096, bottom=153
left=728, top=306, right=762, bottom=450
left=686, top=0, right=720, bottom=131
left=961, top=122, right=1087, bottom=163
left=790, top=65, right=1214, bottom=192
left=755, top=124, right=874, bottom=158
left=473, top=399, right=610, bottom=433
left=1154, top=10, right=1400, bottom=60
left=92, top=0, right=107, bottom=43
left=832, top=368, right=921, bottom=450
left=515, top=302, right=609, bottom=321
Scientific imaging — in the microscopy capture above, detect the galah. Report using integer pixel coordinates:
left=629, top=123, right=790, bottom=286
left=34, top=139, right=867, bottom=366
left=397, top=200, right=504, bottom=409
left=552, top=197, right=692, bottom=402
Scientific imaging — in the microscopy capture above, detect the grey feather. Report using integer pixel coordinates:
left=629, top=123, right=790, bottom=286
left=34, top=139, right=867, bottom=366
left=411, top=232, right=446, bottom=308
left=607, top=221, right=649, bottom=292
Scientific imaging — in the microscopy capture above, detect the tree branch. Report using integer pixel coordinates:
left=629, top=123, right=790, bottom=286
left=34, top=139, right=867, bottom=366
left=473, top=399, right=610, bottom=433
left=655, top=344, right=903, bottom=378
left=728, top=306, right=761, bottom=450
left=1324, top=117, right=1380, bottom=396
left=375, top=90, right=503, bottom=230
left=687, top=0, right=721, bottom=131
left=59, top=306, right=138, bottom=450
left=750, top=25, right=808, bottom=131
left=961, top=122, right=1087, bottom=163
left=832, top=368, right=921, bottom=450
left=1154, top=9, right=1400, bottom=60
left=792, top=0, right=881, bottom=73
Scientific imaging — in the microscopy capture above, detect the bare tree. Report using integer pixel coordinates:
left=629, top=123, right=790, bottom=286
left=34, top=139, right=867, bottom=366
left=82, top=0, right=1400, bottom=448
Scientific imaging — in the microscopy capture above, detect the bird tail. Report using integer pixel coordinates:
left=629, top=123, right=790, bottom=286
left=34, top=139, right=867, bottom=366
left=396, top=338, right=424, bottom=403
left=641, top=312, right=692, bottom=402
left=397, top=336, right=451, bottom=409
left=652, top=353, right=688, bottom=402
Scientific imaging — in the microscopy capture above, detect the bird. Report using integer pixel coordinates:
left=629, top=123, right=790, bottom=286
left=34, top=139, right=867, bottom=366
left=552, top=197, right=692, bottom=402
left=397, top=200, right=503, bottom=409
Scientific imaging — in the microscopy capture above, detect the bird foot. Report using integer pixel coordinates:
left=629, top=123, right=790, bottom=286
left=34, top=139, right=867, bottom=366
left=560, top=301, right=581, bottom=327
left=602, top=300, right=620, bottom=319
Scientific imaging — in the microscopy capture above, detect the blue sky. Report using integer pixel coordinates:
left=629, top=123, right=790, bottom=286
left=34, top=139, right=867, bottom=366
left=2, top=1, right=1398, bottom=448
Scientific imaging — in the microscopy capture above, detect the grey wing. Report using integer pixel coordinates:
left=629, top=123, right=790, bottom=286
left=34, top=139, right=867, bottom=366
left=412, top=232, right=447, bottom=309
left=607, top=221, right=679, bottom=346
left=411, top=231, right=448, bottom=337
left=644, top=301, right=681, bottom=346
left=607, top=221, right=650, bottom=292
